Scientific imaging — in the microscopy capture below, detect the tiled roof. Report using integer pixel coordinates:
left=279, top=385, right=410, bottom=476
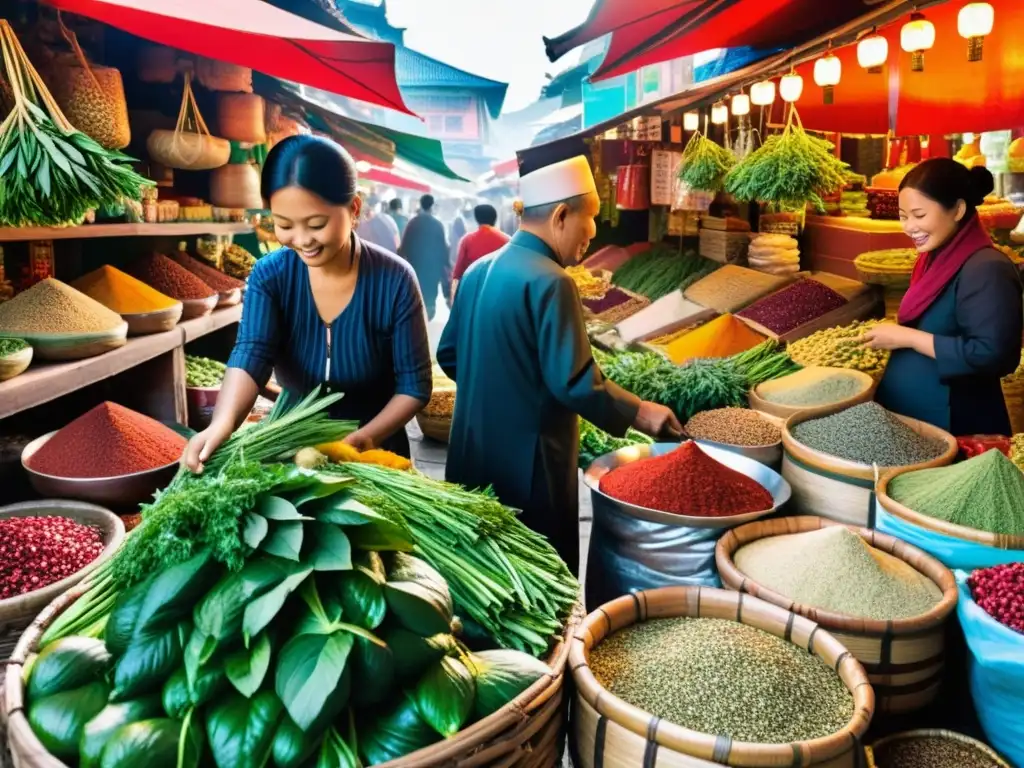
left=396, top=48, right=508, bottom=117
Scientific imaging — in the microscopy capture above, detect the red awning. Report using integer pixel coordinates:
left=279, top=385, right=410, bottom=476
left=364, top=166, right=430, bottom=193
left=491, top=158, right=520, bottom=177
left=545, top=1, right=698, bottom=62
left=47, top=0, right=413, bottom=114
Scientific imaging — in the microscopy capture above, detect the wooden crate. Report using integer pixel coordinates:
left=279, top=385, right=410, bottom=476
left=738, top=281, right=882, bottom=343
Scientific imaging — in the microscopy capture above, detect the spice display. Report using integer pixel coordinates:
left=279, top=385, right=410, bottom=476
left=223, top=243, right=257, bottom=279
left=662, top=313, right=766, bottom=365
left=578, top=418, right=654, bottom=469
left=678, top=131, right=735, bottom=192
left=872, top=735, right=1005, bottom=768
left=71, top=266, right=179, bottom=315
left=126, top=254, right=216, bottom=300
left=760, top=370, right=865, bottom=407
left=787, top=320, right=890, bottom=377
left=423, top=364, right=455, bottom=418
left=792, top=402, right=946, bottom=467
left=738, top=279, right=848, bottom=336
left=0, top=516, right=105, bottom=599
left=646, top=322, right=704, bottom=346
left=0, top=278, right=123, bottom=334
left=589, top=617, right=854, bottom=743
left=582, top=286, right=632, bottom=315
left=969, top=563, right=1024, bottom=634
left=684, top=264, right=791, bottom=314
left=747, top=233, right=801, bottom=276
left=685, top=408, right=781, bottom=447
left=889, top=449, right=1024, bottom=537
left=566, top=265, right=610, bottom=299
left=599, top=441, right=773, bottom=516
left=171, top=247, right=246, bottom=292
left=735, top=526, right=942, bottom=620
left=611, top=245, right=718, bottom=300
left=27, top=402, right=186, bottom=478
left=0, top=336, right=28, bottom=357
left=185, top=354, right=226, bottom=387
left=597, top=295, right=649, bottom=324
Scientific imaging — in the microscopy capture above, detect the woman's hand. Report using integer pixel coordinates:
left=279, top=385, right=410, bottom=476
left=860, top=324, right=935, bottom=358
left=181, top=419, right=235, bottom=474
left=342, top=429, right=375, bottom=452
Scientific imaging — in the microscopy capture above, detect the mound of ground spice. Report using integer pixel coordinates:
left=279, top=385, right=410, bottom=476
left=27, top=402, right=187, bottom=478
left=599, top=441, right=773, bottom=516
left=72, top=265, right=179, bottom=314
left=126, top=254, right=216, bottom=301
left=171, top=250, right=246, bottom=292
left=0, top=278, right=124, bottom=334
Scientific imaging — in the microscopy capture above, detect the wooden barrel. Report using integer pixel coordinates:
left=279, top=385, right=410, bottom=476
left=3, top=583, right=583, bottom=768
left=570, top=586, right=874, bottom=767
left=781, top=406, right=957, bottom=528
left=715, top=516, right=958, bottom=714
left=867, top=729, right=1012, bottom=768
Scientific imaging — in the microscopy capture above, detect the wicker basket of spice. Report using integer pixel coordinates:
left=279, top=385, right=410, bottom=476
left=715, top=516, right=957, bottom=714
left=570, top=586, right=874, bottom=767
left=867, top=729, right=1011, bottom=768
left=749, top=367, right=877, bottom=421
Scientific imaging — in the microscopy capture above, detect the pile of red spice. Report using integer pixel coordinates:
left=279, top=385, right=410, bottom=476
left=126, top=254, right=216, bottom=300
left=969, top=563, right=1024, bottom=634
left=171, top=251, right=246, bottom=292
left=0, top=516, right=105, bottom=598
left=27, top=402, right=187, bottom=478
left=599, top=441, right=773, bottom=516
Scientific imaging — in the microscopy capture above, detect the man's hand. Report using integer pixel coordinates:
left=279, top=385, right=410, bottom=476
left=633, top=401, right=683, bottom=439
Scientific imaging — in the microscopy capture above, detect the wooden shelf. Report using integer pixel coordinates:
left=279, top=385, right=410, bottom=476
left=0, top=222, right=252, bottom=242
left=0, top=306, right=243, bottom=419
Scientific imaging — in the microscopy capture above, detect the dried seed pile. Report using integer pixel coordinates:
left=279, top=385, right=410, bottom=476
left=126, top=254, right=217, bottom=300
left=0, top=278, right=123, bottom=334
left=589, top=617, right=854, bottom=743
left=761, top=372, right=865, bottom=407
left=787, top=321, right=889, bottom=378
left=685, top=407, right=781, bottom=447
left=792, top=402, right=946, bottom=466
left=969, top=563, right=1024, bottom=634
left=735, top=526, right=942, bottom=620
left=738, top=279, right=848, bottom=336
left=683, top=265, right=791, bottom=314
left=171, top=250, right=246, bottom=292
left=872, top=736, right=1004, bottom=768
left=0, top=516, right=104, bottom=599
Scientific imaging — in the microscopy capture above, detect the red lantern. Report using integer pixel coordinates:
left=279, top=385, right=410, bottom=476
left=616, top=164, right=651, bottom=210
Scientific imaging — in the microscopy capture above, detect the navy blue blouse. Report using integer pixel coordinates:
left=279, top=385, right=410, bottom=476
left=227, top=237, right=432, bottom=456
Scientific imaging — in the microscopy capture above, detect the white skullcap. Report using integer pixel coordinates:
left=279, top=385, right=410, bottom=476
left=518, top=155, right=597, bottom=208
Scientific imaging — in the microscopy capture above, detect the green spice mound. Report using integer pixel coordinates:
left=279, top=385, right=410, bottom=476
left=0, top=337, right=28, bottom=357
left=735, top=527, right=942, bottom=620
left=791, top=402, right=946, bottom=466
left=888, top=449, right=1024, bottom=537
left=761, top=373, right=864, bottom=407
left=589, top=617, right=854, bottom=744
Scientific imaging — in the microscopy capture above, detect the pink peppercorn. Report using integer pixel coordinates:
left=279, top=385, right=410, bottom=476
left=968, top=563, right=1024, bottom=634
left=0, top=516, right=105, bottom=600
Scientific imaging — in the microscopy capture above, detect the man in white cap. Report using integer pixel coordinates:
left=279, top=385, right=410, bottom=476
left=436, top=155, right=681, bottom=576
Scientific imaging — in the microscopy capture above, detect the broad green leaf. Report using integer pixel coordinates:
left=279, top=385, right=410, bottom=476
left=60, top=140, right=86, bottom=166
left=360, top=694, right=439, bottom=765
left=0, top=147, right=17, bottom=176
left=304, top=493, right=376, bottom=525
left=98, top=718, right=195, bottom=768
left=242, top=513, right=269, bottom=549
left=135, top=550, right=218, bottom=636
left=316, top=727, right=360, bottom=768
left=466, top=649, right=551, bottom=721
left=225, top=632, right=272, bottom=698
left=27, top=637, right=110, bottom=701
left=262, top=522, right=304, bottom=561
left=195, top=557, right=301, bottom=642
left=303, top=523, right=352, bottom=572
left=79, top=696, right=163, bottom=768
left=27, top=680, right=110, bottom=760
left=275, top=631, right=353, bottom=731
left=382, top=556, right=453, bottom=637
left=206, top=690, right=283, bottom=768
left=257, top=496, right=308, bottom=521
left=347, top=517, right=416, bottom=552
left=350, top=632, right=394, bottom=706
left=412, top=656, right=475, bottom=737
left=161, top=668, right=191, bottom=718
left=272, top=716, right=322, bottom=768
left=383, top=628, right=456, bottom=684
left=286, top=475, right=352, bottom=508
left=325, top=566, right=386, bottom=630
left=189, top=657, right=229, bottom=707
left=111, top=621, right=188, bottom=701
left=242, top=568, right=313, bottom=640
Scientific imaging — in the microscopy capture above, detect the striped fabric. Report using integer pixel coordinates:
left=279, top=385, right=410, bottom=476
left=227, top=237, right=432, bottom=453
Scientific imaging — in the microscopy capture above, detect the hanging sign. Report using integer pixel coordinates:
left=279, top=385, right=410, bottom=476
left=650, top=149, right=682, bottom=206
left=634, top=116, right=663, bottom=141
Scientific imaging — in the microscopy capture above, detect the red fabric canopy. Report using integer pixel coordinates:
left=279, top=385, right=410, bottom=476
left=545, top=0, right=697, bottom=62
left=364, top=166, right=429, bottom=193
left=47, top=0, right=413, bottom=114
left=491, top=158, right=520, bottom=177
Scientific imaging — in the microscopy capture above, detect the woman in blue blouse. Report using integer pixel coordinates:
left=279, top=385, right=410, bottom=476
left=182, top=135, right=432, bottom=470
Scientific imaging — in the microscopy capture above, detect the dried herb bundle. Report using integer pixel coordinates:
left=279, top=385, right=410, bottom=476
left=678, top=131, right=735, bottom=192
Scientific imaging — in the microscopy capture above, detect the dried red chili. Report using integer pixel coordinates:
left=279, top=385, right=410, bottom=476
left=0, top=516, right=104, bottom=599
left=27, top=402, right=187, bottom=478
left=126, top=254, right=216, bottom=300
left=599, top=441, right=773, bottom=516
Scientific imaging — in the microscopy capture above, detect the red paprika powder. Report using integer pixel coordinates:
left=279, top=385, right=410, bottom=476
left=28, top=402, right=187, bottom=478
left=599, top=441, right=773, bottom=516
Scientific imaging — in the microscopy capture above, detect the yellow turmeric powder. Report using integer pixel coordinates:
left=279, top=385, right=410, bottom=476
left=72, top=265, right=179, bottom=314
left=315, top=441, right=412, bottom=471
left=663, top=314, right=766, bottom=365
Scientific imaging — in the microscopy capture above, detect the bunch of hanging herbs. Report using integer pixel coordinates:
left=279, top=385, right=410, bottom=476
left=678, top=130, right=736, bottom=192
left=0, top=21, right=151, bottom=226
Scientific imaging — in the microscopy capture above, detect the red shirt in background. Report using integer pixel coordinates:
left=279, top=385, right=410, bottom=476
left=452, top=226, right=510, bottom=282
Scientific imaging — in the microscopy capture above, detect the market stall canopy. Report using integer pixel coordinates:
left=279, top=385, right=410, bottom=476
left=363, top=165, right=431, bottom=193
left=45, top=0, right=413, bottom=114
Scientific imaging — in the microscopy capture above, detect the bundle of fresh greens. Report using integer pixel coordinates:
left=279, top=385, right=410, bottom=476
left=0, top=22, right=150, bottom=227
left=579, top=418, right=653, bottom=469
left=678, top=131, right=736, bottom=192
left=725, top=106, right=848, bottom=212
left=611, top=245, right=718, bottom=300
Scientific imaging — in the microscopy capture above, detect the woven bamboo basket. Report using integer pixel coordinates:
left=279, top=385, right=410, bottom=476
left=749, top=367, right=876, bottom=420
left=195, top=57, right=252, bottom=93
left=866, top=729, right=1011, bottom=768
left=216, top=93, right=267, bottom=144
left=416, top=412, right=452, bottom=443
left=781, top=405, right=957, bottom=528
left=147, top=73, right=229, bottom=171
left=570, top=586, right=874, bottom=767
left=715, top=516, right=957, bottom=714
left=3, top=588, right=582, bottom=768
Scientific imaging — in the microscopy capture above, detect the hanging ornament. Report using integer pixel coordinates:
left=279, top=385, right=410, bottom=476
left=901, top=12, right=936, bottom=72
left=750, top=80, right=776, bottom=106
left=780, top=72, right=804, bottom=103
left=731, top=93, right=750, bottom=116
left=711, top=102, right=728, bottom=124
left=958, top=3, right=994, bottom=62
left=857, top=32, right=888, bottom=73
left=814, top=53, right=842, bottom=105
left=683, top=111, right=699, bottom=131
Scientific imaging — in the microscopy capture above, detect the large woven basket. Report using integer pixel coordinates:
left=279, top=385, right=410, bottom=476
left=416, top=413, right=452, bottom=444
left=570, top=586, right=874, bottom=767
left=867, top=729, right=1011, bottom=768
left=749, top=367, right=876, bottom=421
left=715, top=516, right=957, bottom=715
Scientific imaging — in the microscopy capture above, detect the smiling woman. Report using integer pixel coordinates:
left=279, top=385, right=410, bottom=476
left=181, top=135, right=433, bottom=470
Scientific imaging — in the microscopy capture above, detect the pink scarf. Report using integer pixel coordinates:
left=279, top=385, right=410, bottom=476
left=898, top=214, right=992, bottom=325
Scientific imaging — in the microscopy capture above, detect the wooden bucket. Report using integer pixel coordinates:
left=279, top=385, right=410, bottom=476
left=3, top=588, right=582, bottom=768
left=570, top=586, right=874, bottom=768
left=715, top=516, right=957, bottom=714
left=866, top=729, right=1012, bottom=768
left=749, top=367, right=876, bottom=420
left=781, top=406, right=957, bottom=528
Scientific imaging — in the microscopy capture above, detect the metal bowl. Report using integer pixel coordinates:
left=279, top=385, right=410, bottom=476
left=583, top=441, right=791, bottom=529
left=21, top=431, right=180, bottom=506
left=683, top=435, right=782, bottom=470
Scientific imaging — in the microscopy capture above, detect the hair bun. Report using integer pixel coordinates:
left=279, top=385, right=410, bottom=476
left=968, top=164, right=995, bottom=205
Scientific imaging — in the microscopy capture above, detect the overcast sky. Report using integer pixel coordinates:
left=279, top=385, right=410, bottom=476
left=385, top=0, right=596, bottom=112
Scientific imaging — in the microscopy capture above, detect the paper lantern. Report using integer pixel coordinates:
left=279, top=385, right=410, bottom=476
left=683, top=111, right=699, bottom=131
left=780, top=73, right=804, bottom=103
left=813, top=54, right=841, bottom=105
left=958, top=3, right=994, bottom=62
left=750, top=80, right=776, bottom=106
left=857, top=33, right=888, bottom=73
left=711, top=102, right=728, bottom=125
left=901, top=13, right=936, bottom=71
left=731, top=94, right=750, bottom=116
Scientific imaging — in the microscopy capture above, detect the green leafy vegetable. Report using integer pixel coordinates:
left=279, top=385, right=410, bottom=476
left=99, top=718, right=198, bottom=768
left=27, top=636, right=110, bottom=701
left=275, top=631, right=354, bottom=731
left=412, top=656, right=475, bottom=737
left=679, top=130, right=735, bottom=192
left=111, top=621, right=189, bottom=701
left=383, top=553, right=454, bottom=637
left=468, top=649, right=551, bottom=720
left=28, top=680, right=110, bottom=759
left=360, top=695, right=439, bottom=765
left=578, top=418, right=653, bottom=470
left=610, top=245, right=719, bottom=300
left=225, top=632, right=273, bottom=698
left=205, top=691, right=284, bottom=768
left=80, top=697, right=164, bottom=768
left=272, top=716, right=322, bottom=768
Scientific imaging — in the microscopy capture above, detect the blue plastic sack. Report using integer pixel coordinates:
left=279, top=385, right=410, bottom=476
left=875, top=503, right=1024, bottom=570
left=956, top=572, right=1024, bottom=767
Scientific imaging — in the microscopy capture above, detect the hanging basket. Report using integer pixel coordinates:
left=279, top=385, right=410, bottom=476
left=210, top=163, right=262, bottom=210
left=216, top=93, right=267, bottom=144
left=146, top=72, right=230, bottom=171
left=136, top=44, right=178, bottom=84
left=195, top=56, right=252, bottom=93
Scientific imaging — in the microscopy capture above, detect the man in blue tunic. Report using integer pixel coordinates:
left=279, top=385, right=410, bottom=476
left=437, top=156, right=681, bottom=575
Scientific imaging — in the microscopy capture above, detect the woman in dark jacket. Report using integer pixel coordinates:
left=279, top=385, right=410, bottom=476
left=866, top=158, right=1022, bottom=435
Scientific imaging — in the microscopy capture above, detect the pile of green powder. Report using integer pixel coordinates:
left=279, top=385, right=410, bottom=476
left=734, top=527, right=942, bottom=620
left=888, top=449, right=1024, bottom=537
left=791, top=402, right=946, bottom=466
left=588, top=617, right=854, bottom=744
left=761, top=373, right=865, bottom=407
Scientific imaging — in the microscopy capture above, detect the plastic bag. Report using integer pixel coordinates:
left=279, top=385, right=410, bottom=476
left=875, top=504, right=1024, bottom=571
left=956, top=572, right=1024, bottom=767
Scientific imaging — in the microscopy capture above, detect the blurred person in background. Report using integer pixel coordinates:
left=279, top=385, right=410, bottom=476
left=399, top=193, right=449, bottom=321
left=450, top=204, right=509, bottom=300
left=355, top=191, right=400, bottom=252
left=388, top=197, right=409, bottom=237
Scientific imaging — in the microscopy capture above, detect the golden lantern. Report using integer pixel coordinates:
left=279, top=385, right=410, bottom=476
left=901, top=13, right=936, bottom=71
left=813, top=53, right=842, bottom=105
left=780, top=72, right=804, bottom=103
left=958, top=2, right=994, bottom=62
left=683, top=111, right=699, bottom=131
left=750, top=80, right=776, bottom=106
left=857, top=32, right=888, bottom=73
left=731, top=93, right=751, bottom=116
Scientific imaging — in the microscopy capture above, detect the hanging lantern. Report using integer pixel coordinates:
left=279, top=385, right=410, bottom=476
left=750, top=80, right=776, bottom=106
left=813, top=53, right=841, bottom=105
left=731, top=93, right=750, bottom=116
left=780, top=72, right=804, bottom=103
left=901, top=13, right=936, bottom=72
left=958, top=3, right=994, bottom=62
left=683, top=111, right=699, bottom=131
left=711, top=102, right=728, bottom=124
left=857, top=32, right=888, bottom=73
